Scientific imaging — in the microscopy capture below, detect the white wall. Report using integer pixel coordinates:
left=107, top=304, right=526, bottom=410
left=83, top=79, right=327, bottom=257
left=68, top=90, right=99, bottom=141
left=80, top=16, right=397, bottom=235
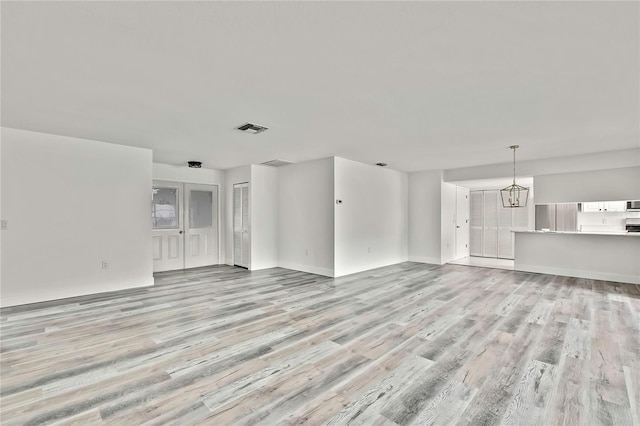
left=250, top=164, right=278, bottom=270
left=534, top=166, right=640, bottom=204
left=440, top=182, right=457, bottom=264
left=408, top=170, right=443, bottom=264
left=0, top=133, right=3, bottom=288
left=153, top=163, right=225, bottom=185
left=153, top=163, right=225, bottom=264
left=278, top=158, right=334, bottom=277
left=333, top=157, right=408, bottom=277
left=1, top=128, right=153, bottom=307
left=444, top=148, right=640, bottom=182
left=224, top=165, right=251, bottom=266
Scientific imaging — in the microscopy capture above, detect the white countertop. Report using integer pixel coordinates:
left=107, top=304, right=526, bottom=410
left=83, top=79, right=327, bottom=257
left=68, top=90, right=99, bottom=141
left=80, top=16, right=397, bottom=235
left=514, top=230, right=640, bottom=237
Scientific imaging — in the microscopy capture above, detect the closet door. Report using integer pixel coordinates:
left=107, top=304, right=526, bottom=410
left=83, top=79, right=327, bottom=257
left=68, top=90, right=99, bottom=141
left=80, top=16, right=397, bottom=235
left=482, top=191, right=499, bottom=258
left=233, top=183, right=250, bottom=268
left=470, top=191, right=483, bottom=256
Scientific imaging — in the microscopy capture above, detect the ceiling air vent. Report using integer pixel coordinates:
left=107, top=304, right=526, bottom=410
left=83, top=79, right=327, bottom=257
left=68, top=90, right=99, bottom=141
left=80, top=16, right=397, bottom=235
left=261, top=159, right=293, bottom=167
left=236, top=123, right=268, bottom=134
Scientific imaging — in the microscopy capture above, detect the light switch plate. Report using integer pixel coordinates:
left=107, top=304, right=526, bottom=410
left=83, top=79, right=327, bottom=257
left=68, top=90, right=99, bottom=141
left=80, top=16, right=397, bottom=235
left=1, top=220, right=7, bottom=230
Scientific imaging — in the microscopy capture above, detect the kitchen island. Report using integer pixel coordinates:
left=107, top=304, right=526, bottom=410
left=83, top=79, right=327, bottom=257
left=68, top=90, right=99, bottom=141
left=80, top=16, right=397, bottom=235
left=514, top=231, right=640, bottom=284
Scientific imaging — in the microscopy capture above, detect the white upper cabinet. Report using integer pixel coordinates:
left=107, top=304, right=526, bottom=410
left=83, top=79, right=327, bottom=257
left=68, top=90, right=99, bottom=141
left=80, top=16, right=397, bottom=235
left=604, top=201, right=626, bottom=212
left=582, top=201, right=626, bottom=212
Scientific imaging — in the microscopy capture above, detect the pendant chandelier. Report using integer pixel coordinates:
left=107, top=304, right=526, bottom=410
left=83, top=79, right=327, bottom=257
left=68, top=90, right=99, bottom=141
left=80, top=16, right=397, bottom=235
left=500, top=145, right=529, bottom=208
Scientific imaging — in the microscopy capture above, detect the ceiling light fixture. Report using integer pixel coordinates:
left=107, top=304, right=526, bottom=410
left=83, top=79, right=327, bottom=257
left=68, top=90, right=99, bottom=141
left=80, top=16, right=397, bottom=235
left=500, top=145, right=529, bottom=208
left=236, top=123, right=268, bottom=134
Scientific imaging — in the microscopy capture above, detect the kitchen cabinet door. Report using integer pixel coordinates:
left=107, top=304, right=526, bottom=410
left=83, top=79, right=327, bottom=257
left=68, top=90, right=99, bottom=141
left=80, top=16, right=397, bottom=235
left=582, top=202, right=602, bottom=212
left=603, top=201, right=625, bottom=212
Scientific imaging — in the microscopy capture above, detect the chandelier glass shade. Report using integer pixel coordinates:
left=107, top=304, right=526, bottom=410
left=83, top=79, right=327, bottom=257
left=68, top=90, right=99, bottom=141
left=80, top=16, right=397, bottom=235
left=500, top=145, right=529, bottom=208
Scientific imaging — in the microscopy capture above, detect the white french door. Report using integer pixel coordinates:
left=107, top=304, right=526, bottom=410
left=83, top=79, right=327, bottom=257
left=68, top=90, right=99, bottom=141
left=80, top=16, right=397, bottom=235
left=233, top=183, right=250, bottom=268
left=152, top=181, right=219, bottom=272
left=152, top=181, right=184, bottom=272
left=184, top=184, right=219, bottom=269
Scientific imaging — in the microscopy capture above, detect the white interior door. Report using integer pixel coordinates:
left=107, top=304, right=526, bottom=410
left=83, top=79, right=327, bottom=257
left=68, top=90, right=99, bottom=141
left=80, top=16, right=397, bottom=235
left=233, top=183, right=250, bottom=268
left=152, top=181, right=184, bottom=272
left=455, top=187, right=470, bottom=259
left=184, top=184, right=219, bottom=269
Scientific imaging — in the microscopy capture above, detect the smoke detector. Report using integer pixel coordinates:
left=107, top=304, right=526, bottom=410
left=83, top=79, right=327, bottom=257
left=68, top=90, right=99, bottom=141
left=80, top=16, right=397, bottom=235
left=236, top=123, right=268, bottom=134
left=261, top=159, right=293, bottom=167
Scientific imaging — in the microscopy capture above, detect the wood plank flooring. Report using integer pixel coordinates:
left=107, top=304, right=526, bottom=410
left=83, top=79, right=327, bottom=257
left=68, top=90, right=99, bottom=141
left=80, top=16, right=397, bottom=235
left=1, top=262, right=639, bottom=425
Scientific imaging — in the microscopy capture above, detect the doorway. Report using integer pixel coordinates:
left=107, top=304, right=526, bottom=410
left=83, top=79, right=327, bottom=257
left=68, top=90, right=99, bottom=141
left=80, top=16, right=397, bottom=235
left=152, top=181, right=219, bottom=272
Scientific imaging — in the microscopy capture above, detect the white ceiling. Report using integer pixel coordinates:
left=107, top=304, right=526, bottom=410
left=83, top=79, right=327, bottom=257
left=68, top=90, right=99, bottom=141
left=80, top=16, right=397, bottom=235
left=2, top=1, right=638, bottom=172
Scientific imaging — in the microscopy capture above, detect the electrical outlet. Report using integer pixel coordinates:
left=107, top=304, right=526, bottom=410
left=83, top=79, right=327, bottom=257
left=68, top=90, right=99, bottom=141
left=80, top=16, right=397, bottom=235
left=101, top=261, right=109, bottom=269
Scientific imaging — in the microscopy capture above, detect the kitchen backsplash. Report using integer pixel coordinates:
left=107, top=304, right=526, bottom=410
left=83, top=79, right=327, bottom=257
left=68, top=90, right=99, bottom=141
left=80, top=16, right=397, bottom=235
left=577, top=210, right=640, bottom=232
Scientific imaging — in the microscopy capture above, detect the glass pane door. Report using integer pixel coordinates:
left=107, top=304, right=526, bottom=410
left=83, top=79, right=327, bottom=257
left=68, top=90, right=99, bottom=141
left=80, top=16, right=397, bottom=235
left=152, top=187, right=179, bottom=229
left=189, top=190, right=213, bottom=228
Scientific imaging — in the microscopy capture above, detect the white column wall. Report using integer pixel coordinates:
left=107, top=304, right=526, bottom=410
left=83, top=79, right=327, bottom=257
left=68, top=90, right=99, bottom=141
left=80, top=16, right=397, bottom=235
left=333, top=157, right=408, bottom=277
left=408, top=170, right=443, bottom=264
left=250, top=164, right=278, bottom=270
left=277, top=158, right=334, bottom=277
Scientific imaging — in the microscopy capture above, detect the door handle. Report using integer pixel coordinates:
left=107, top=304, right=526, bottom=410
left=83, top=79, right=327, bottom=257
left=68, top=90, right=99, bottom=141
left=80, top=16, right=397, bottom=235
left=456, top=226, right=461, bottom=228
left=179, top=230, right=184, bottom=234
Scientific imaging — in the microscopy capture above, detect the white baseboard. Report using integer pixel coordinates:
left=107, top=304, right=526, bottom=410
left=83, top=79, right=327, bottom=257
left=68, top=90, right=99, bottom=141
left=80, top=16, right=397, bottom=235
left=515, top=263, right=640, bottom=285
left=408, top=256, right=443, bottom=265
left=249, top=263, right=279, bottom=271
left=333, top=258, right=410, bottom=278
left=0, top=277, right=155, bottom=308
left=277, top=261, right=334, bottom=277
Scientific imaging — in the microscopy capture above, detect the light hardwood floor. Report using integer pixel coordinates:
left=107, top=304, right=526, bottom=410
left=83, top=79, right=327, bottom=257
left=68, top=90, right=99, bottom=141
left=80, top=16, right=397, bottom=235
left=1, top=262, right=639, bottom=425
